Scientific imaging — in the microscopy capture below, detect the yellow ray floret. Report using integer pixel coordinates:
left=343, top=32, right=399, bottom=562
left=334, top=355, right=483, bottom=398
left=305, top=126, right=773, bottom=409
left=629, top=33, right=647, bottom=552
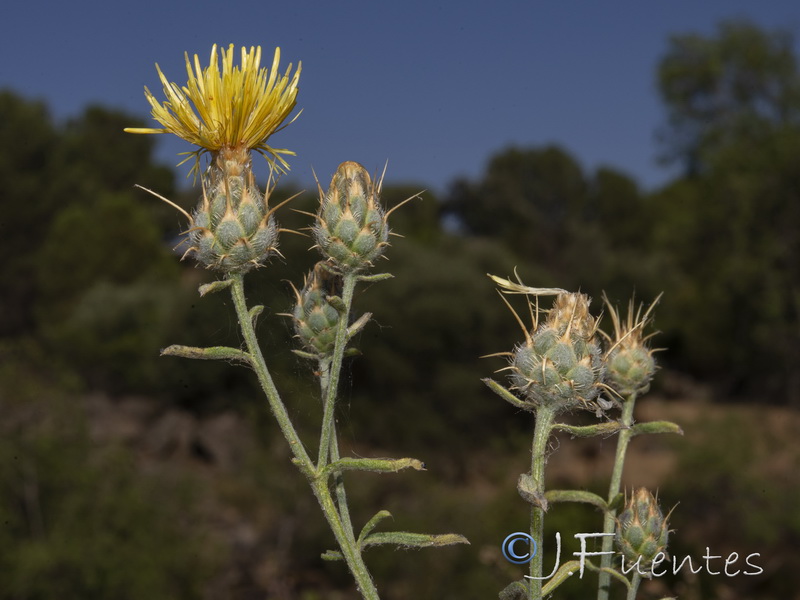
left=125, top=44, right=301, bottom=174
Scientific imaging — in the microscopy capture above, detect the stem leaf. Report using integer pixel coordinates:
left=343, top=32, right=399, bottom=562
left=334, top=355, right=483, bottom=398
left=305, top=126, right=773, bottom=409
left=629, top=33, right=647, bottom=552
left=248, top=304, right=264, bottom=324
left=482, top=378, right=532, bottom=411
left=347, top=312, right=372, bottom=339
left=291, top=349, right=319, bottom=360
left=322, top=457, right=426, bottom=479
left=541, top=560, right=584, bottom=595
left=198, top=279, right=233, bottom=296
left=360, top=531, right=469, bottom=550
left=553, top=421, right=623, bottom=437
left=357, top=272, right=394, bottom=282
left=160, top=344, right=251, bottom=365
left=545, top=489, right=608, bottom=511
left=321, top=549, right=344, bottom=561
left=357, top=509, right=393, bottom=548
left=630, top=420, right=683, bottom=437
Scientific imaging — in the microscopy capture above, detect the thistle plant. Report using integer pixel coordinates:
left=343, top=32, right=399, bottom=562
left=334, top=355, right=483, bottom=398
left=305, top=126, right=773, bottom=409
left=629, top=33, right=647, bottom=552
left=484, top=274, right=681, bottom=600
left=126, top=44, right=466, bottom=599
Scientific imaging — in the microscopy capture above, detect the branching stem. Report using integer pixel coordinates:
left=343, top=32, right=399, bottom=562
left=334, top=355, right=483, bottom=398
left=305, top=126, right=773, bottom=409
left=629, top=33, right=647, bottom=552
left=229, top=272, right=378, bottom=599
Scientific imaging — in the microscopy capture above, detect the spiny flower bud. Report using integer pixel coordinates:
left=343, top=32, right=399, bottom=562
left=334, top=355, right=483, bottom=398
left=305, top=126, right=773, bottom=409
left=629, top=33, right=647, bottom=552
left=291, top=262, right=344, bottom=356
left=189, top=147, right=280, bottom=273
left=509, top=292, right=604, bottom=413
left=601, top=294, right=660, bottom=397
left=615, top=488, right=670, bottom=576
left=314, top=161, right=389, bottom=272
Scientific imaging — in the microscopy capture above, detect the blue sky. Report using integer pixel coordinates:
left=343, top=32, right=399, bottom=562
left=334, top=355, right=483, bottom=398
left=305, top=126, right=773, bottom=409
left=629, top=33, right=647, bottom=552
left=3, top=1, right=798, bottom=196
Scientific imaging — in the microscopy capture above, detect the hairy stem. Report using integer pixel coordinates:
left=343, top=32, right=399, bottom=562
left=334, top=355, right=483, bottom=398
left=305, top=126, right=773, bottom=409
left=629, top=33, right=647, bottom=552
left=626, top=571, right=641, bottom=600
left=229, top=273, right=378, bottom=599
left=597, top=393, right=637, bottom=600
left=317, top=272, right=358, bottom=469
left=319, top=357, right=356, bottom=542
left=229, top=273, right=313, bottom=469
left=529, top=406, right=556, bottom=600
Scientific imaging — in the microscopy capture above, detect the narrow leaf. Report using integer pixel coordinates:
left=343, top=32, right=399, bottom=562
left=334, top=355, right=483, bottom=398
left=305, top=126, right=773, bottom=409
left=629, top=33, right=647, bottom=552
left=630, top=420, right=683, bottom=437
left=249, top=305, right=264, bottom=323
left=198, top=279, right=233, bottom=296
left=357, top=272, right=394, bottom=283
left=322, top=457, right=425, bottom=479
left=545, top=489, right=608, bottom=511
left=361, top=531, right=469, bottom=550
left=553, top=421, right=623, bottom=437
left=357, top=510, right=393, bottom=548
left=483, top=378, right=532, bottom=411
left=160, top=345, right=251, bottom=364
left=347, top=312, right=372, bottom=339
left=541, top=560, right=584, bottom=596
left=291, top=349, right=319, bottom=360
left=321, top=549, right=344, bottom=561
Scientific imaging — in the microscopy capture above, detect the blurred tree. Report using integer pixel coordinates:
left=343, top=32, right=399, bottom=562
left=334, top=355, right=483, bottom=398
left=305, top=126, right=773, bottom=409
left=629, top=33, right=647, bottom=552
left=0, top=92, right=176, bottom=337
left=441, top=146, right=587, bottom=269
left=0, top=91, right=59, bottom=335
left=657, top=19, right=800, bottom=176
left=441, top=146, right=652, bottom=299
left=652, top=20, right=800, bottom=402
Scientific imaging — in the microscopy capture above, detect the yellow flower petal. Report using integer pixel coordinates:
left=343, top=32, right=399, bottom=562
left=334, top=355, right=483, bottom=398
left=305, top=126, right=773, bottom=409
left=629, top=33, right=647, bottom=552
left=125, top=43, right=301, bottom=174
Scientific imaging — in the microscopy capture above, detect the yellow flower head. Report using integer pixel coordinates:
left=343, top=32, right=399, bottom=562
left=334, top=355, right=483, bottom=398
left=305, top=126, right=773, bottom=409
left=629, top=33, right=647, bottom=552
left=125, top=44, right=301, bottom=175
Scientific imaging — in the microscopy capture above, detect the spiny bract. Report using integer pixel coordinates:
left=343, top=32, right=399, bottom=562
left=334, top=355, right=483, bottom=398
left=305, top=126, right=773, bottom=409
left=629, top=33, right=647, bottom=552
left=509, top=293, right=604, bottom=412
left=615, top=488, right=670, bottom=576
left=602, top=295, right=660, bottom=397
left=189, top=147, right=280, bottom=273
left=313, top=161, right=389, bottom=272
left=292, top=262, right=344, bottom=356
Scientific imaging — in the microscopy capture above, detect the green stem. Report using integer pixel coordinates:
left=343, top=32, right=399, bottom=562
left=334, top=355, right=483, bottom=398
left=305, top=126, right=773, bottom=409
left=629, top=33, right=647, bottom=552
left=317, top=272, right=358, bottom=469
left=597, top=393, right=637, bottom=600
left=229, top=273, right=378, bottom=599
left=529, top=406, right=556, bottom=600
left=229, top=273, right=313, bottom=470
left=319, top=357, right=356, bottom=543
left=311, top=480, right=378, bottom=600
left=626, top=571, right=641, bottom=600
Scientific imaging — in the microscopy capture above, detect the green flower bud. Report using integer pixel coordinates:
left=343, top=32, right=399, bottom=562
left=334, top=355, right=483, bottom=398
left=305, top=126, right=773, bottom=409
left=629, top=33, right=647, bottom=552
left=189, top=147, right=280, bottom=273
left=291, top=262, right=344, bottom=357
left=509, top=293, right=604, bottom=413
left=314, top=161, right=389, bottom=272
left=615, top=488, right=670, bottom=576
left=601, top=294, right=660, bottom=397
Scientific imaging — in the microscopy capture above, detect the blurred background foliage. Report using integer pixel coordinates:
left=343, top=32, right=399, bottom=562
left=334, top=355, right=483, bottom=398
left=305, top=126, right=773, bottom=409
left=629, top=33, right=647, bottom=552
left=0, top=18, right=798, bottom=600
